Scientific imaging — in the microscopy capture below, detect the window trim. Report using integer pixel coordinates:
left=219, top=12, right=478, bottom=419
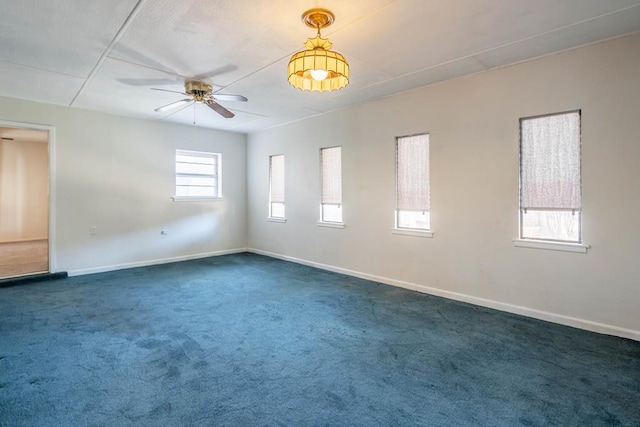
left=395, top=132, right=431, bottom=232
left=518, top=110, right=582, bottom=244
left=513, top=239, right=589, bottom=253
left=174, top=149, right=221, bottom=199
left=318, top=221, right=345, bottom=229
left=392, top=228, right=434, bottom=238
left=320, top=146, right=343, bottom=224
left=519, top=208, right=582, bottom=244
left=319, top=203, right=344, bottom=225
left=268, top=154, right=286, bottom=220
left=171, top=196, right=224, bottom=202
left=267, top=217, right=287, bottom=224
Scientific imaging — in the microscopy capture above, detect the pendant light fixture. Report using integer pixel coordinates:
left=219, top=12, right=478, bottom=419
left=287, top=8, right=349, bottom=92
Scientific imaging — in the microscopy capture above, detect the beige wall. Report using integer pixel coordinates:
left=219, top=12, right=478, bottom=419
left=0, top=138, right=48, bottom=241
left=0, top=99, right=247, bottom=274
left=247, top=33, right=640, bottom=338
left=0, top=31, right=636, bottom=339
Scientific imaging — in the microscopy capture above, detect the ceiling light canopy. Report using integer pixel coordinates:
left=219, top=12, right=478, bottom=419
left=288, top=8, right=349, bottom=92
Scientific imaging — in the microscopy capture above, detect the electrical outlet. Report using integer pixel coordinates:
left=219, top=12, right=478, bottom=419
left=89, top=226, right=97, bottom=235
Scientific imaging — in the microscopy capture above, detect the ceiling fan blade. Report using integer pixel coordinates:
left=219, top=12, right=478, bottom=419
left=206, top=101, right=235, bottom=118
left=212, top=94, right=248, bottom=102
left=154, top=99, right=192, bottom=112
left=151, top=88, right=189, bottom=96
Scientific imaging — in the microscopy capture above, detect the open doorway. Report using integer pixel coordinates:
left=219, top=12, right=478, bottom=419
left=0, top=126, right=50, bottom=279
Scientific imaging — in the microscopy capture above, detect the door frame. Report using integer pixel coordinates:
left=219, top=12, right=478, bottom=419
left=0, top=119, right=57, bottom=273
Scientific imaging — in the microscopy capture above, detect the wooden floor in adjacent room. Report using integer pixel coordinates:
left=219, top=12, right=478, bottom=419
left=0, top=239, right=48, bottom=279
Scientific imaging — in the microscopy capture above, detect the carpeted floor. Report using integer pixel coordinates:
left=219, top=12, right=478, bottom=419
left=1, top=253, right=638, bottom=426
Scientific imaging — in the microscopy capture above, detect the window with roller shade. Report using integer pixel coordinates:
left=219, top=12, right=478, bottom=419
left=175, top=150, right=221, bottom=198
left=320, top=146, right=343, bottom=223
left=269, top=154, right=285, bottom=218
left=519, top=110, right=581, bottom=242
left=396, top=134, right=430, bottom=230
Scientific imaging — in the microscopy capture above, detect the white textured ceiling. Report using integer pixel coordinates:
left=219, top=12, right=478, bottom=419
left=1, top=0, right=639, bottom=133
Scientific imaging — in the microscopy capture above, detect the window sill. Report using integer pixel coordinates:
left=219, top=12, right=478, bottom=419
left=392, top=228, right=434, bottom=238
left=512, top=239, right=589, bottom=253
left=318, top=221, right=345, bottom=229
left=267, top=217, right=287, bottom=223
left=171, top=196, right=223, bottom=202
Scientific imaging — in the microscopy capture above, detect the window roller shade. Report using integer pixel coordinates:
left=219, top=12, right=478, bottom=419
left=270, top=155, right=285, bottom=204
left=321, top=147, right=342, bottom=205
left=397, top=134, right=430, bottom=212
left=521, top=112, right=581, bottom=210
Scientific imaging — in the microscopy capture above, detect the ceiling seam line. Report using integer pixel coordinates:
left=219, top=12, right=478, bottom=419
left=382, top=3, right=640, bottom=83
left=213, top=0, right=397, bottom=94
left=0, top=58, right=86, bottom=80
left=106, top=56, right=181, bottom=77
left=107, top=56, right=194, bottom=80
left=312, top=32, right=640, bottom=112
left=215, top=53, right=294, bottom=92
left=69, top=0, right=149, bottom=107
left=463, top=3, right=640, bottom=58
left=323, top=0, right=400, bottom=38
left=321, top=1, right=637, bottom=40
left=227, top=3, right=640, bottom=97
left=335, top=50, right=397, bottom=78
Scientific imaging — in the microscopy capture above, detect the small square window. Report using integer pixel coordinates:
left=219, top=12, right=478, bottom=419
left=175, top=150, right=221, bottom=198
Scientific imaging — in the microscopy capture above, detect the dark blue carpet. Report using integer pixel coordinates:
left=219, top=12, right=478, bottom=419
left=1, top=253, right=638, bottom=426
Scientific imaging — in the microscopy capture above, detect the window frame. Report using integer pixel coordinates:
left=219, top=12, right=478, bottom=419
left=268, top=154, right=286, bottom=220
left=394, top=132, right=431, bottom=232
left=174, top=149, right=221, bottom=200
left=319, top=146, right=344, bottom=225
left=518, top=110, right=582, bottom=244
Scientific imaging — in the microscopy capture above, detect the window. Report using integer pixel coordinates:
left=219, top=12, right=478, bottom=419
left=269, top=154, right=285, bottom=218
left=396, top=134, right=430, bottom=230
left=320, top=146, right=343, bottom=223
left=519, top=111, right=581, bottom=242
left=175, top=150, right=221, bottom=198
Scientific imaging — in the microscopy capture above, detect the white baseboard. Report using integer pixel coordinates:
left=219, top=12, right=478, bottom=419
left=67, top=248, right=247, bottom=277
left=248, top=248, right=640, bottom=341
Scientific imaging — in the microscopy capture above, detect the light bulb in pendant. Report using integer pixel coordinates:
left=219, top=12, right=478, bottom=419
left=310, top=69, right=329, bottom=81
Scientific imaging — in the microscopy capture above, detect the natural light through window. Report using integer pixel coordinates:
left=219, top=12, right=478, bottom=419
left=320, top=146, right=343, bottom=223
left=519, top=111, right=581, bottom=243
left=396, top=134, right=430, bottom=231
left=175, top=150, right=220, bottom=198
left=269, top=154, right=285, bottom=219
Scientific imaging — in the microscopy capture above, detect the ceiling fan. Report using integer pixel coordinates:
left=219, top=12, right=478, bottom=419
left=152, top=81, right=247, bottom=118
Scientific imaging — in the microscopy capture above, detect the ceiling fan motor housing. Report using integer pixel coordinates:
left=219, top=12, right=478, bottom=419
left=185, top=81, right=212, bottom=101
